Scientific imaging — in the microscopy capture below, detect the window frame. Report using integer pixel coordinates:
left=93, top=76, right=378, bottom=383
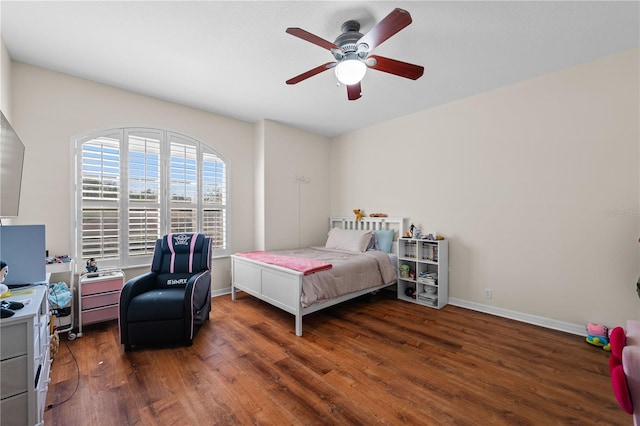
left=73, top=127, right=230, bottom=271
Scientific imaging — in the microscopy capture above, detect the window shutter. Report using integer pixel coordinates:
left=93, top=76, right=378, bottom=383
left=80, top=136, right=121, bottom=260
left=169, top=139, right=197, bottom=232
left=127, top=132, right=161, bottom=257
left=203, top=152, right=227, bottom=250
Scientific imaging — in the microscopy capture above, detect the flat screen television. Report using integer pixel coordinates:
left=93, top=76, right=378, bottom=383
left=0, top=111, right=26, bottom=218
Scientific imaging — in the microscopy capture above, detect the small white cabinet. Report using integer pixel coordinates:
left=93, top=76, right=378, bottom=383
left=0, top=285, right=51, bottom=426
left=397, top=238, right=448, bottom=309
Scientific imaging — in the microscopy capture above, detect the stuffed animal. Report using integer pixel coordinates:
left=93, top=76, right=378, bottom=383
left=353, top=209, right=365, bottom=223
left=399, top=264, right=410, bottom=278
left=49, top=329, right=60, bottom=360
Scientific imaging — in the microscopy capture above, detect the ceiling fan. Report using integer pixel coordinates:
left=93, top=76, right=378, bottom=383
left=285, top=8, right=424, bottom=101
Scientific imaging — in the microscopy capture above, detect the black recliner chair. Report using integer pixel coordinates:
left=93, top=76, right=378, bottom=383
left=119, top=232, right=212, bottom=351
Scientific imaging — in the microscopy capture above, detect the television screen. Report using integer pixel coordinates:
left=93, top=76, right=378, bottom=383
left=0, top=111, right=25, bottom=218
left=0, top=224, right=46, bottom=287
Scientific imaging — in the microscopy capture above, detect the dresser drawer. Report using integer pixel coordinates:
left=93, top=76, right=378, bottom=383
left=82, top=291, right=120, bottom=310
left=0, top=391, right=28, bottom=426
left=82, top=305, right=118, bottom=325
left=0, top=322, right=28, bottom=360
left=0, top=355, right=28, bottom=399
left=81, top=276, right=124, bottom=296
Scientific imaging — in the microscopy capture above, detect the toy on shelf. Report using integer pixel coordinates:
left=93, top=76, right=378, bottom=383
left=586, top=322, right=611, bottom=351
left=399, top=264, right=410, bottom=278
left=353, top=209, right=365, bottom=223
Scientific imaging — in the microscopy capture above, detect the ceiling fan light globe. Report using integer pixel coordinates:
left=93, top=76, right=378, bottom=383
left=335, top=59, right=367, bottom=85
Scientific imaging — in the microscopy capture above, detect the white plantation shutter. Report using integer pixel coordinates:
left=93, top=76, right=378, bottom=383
left=75, top=128, right=229, bottom=268
left=169, top=138, right=197, bottom=233
left=203, top=152, right=227, bottom=250
left=127, top=131, right=161, bottom=258
left=80, top=134, right=121, bottom=260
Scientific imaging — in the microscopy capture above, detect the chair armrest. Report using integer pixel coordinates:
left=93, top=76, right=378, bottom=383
left=119, top=272, right=157, bottom=321
left=119, top=271, right=158, bottom=347
left=121, top=272, right=157, bottom=301
left=186, top=271, right=211, bottom=306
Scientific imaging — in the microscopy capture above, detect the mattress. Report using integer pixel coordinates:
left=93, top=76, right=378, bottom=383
left=268, top=247, right=397, bottom=307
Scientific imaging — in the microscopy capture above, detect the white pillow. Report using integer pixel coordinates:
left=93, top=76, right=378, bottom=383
left=325, top=228, right=373, bottom=252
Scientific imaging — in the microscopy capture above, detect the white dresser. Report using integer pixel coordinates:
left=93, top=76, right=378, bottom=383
left=0, top=285, right=51, bottom=426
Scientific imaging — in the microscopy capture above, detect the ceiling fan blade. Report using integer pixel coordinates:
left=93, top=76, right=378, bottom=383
left=286, top=62, right=336, bottom=85
left=347, top=82, right=362, bottom=101
left=368, top=55, right=424, bottom=80
left=286, top=27, right=341, bottom=51
left=357, top=8, right=413, bottom=51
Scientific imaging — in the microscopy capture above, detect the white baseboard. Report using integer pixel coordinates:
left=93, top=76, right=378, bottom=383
left=448, top=298, right=586, bottom=336
left=212, top=287, right=232, bottom=298
left=211, top=288, right=586, bottom=337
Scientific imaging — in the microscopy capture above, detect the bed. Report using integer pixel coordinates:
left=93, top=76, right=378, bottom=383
left=231, top=216, right=405, bottom=336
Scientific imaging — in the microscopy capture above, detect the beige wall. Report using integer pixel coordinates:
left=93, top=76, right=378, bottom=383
left=0, top=37, right=14, bottom=228
left=10, top=62, right=255, bottom=291
left=258, top=119, right=331, bottom=250
left=253, top=120, right=266, bottom=251
left=331, top=49, right=640, bottom=329
left=0, top=38, right=11, bottom=117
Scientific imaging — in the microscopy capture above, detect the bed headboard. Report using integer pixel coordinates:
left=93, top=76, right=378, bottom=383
left=329, top=216, right=406, bottom=254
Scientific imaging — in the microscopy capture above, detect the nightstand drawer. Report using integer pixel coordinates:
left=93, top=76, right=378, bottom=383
left=81, top=291, right=120, bottom=310
left=81, top=276, right=124, bottom=296
left=82, top=305, right=118, bottom=325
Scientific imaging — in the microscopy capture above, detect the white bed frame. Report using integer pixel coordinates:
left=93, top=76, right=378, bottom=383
left=231, top=216, right=405, bottom=336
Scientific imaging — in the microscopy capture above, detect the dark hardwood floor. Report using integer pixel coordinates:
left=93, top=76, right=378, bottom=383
left=45, top=290, right=627, bottom=425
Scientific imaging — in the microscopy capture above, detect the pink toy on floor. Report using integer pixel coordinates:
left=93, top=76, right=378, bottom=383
left=587, top=322, right=608, bottom=336
left=586, top=322, right=610, bottom=350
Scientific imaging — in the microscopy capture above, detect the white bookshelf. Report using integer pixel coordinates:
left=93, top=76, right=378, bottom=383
left=396, top=238, right=448, bottom=309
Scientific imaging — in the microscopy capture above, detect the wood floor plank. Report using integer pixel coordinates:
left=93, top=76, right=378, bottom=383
left=45, top=291, right=629, bottom=425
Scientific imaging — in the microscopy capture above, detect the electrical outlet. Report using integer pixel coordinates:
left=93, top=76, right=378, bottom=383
left=484, top=288, right=492, bottom=299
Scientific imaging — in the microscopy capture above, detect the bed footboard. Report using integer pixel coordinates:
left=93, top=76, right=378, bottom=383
left=231, top=255, right=306, bottom=335
left=231, top=216, right=405, bottom=336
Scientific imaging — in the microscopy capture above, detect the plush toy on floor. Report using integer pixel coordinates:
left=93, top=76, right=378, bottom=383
left=586, top=322, right=611, bottom=351
left=353, top=209, right=365, bottom=223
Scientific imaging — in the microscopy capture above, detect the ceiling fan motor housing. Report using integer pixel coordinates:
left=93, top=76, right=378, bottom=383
left=333, top=20, right=368, bottom=60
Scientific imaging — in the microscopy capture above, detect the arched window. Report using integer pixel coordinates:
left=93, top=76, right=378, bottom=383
left=74, top=128, right=229, bottom=269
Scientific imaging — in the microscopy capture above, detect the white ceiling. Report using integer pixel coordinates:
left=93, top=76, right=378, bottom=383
left=1, top=1, right=638, bottom=137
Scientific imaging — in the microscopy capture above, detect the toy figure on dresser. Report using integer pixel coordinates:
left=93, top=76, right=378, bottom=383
left=86, top=258, right=99, bottom=277
left=0, top=261, right=8, bottom=296
left=0, top=261, right=25, bottom=318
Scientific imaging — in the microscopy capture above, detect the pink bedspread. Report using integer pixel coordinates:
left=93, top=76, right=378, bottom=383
left=235, top=251, right=332, bottom=275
